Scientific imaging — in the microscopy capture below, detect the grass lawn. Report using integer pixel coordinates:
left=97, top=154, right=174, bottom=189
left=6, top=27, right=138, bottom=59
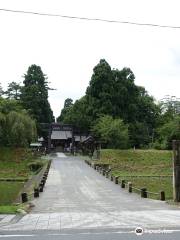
left=100, top=149, right=173, bottom=176
left=92, top=149, right=174, bottom=200
left=123, top=177, right=173, bottom=200
left=0, top=205, right=19, bottom=214
left=0, top=182, right=24, bottom=205
left=0, top=147, right=46, bottom=206
left=0, top=147, right=33, bottom=179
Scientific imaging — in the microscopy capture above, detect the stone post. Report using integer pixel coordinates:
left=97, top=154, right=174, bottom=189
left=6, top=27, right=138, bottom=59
left=173, top=140, right=180, bottom=202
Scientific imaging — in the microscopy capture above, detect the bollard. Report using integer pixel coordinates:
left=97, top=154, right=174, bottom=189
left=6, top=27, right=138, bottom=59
left=141, top=188, right=147, bottom=198
left=121, top=180, right=125, bottom=188
left=43, top=176, right=46, bottom=182
left=160, top=191, right=165, bottom=201
left=114, top=176, right=119, bottom=184
left=41, top=179, right=45, bottom=187
left=21, top=192, right=28, bottom=203
left=111, top=175, right=113, bottom=181
left=39, top=183, right=44, bottom=192
left=34, top=188, right=39, bottom=198
left=128, top=182, right=132, bottom=193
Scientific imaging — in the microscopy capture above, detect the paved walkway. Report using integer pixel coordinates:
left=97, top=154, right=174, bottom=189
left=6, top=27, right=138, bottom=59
left=1, top=153, right=180, bottom=231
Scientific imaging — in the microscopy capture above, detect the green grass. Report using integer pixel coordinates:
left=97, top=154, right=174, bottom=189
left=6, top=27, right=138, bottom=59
left=100, top=149, right=173, bottom=176
left=0, top=147, right=46, bottom=206
left=0, top=147, right=33, bottom=179
left=92, top=149, right=174, bottom=200
left=0, top=182, right=24, bottom=205
left=0, top=205, right=19, bottom=214
left=123, top=177, right=173, bottom=200
left=0, top=203, right=29, bottom=214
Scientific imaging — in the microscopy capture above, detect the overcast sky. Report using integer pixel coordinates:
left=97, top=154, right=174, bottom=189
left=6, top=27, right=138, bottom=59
left=0, top=0, right=180, bottom=118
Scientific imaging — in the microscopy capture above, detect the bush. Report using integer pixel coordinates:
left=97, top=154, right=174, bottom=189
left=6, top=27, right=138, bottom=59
left=92, top=115, right=129, bottom=149
left=27, top=161, right=43, bottom=172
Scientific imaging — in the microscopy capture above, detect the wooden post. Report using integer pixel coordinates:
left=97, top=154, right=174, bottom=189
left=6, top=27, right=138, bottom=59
left=21, top=192, right=28, bottom=203
left=141, top=188, right=147, bottom=198
left=160, top=191, right=165, bottom=201
left=128, top=182, right=132, bottom=193
left=34, top=188, right=39, bottom=198
left=114, top=176, right=119, bottom=184
left=121, top=180, right=125, bottom=188
left=173, top=140, right=180, bottom=202
left=39, top=183, right=44, bottom=192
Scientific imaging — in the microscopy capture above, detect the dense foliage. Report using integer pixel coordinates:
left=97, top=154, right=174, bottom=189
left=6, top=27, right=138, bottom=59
left=58, top=59, right=161, bottom=148
left=0, top=98, right=36, bottom=147
left=0, top=64, right=54, bottom=146
left=92, top=115, right=129, bottom=149
left=21, top=65, right=54, bottom=137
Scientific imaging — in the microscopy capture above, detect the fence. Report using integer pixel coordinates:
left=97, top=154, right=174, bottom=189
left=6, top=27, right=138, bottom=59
left=20, top=161, right=51, bottom=203
left=85, top=159, right=166, bottom=201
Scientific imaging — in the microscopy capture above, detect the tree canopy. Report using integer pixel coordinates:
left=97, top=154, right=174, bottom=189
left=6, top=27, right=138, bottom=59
left=4, top=82, right=22, bottom=100
left=58, top=59, right=161, bottom=148
left=21, top=65, right=54, bottom=137
left=92, top=115, right=129, bottom=149
left=0, top=98, right=36, bottom=147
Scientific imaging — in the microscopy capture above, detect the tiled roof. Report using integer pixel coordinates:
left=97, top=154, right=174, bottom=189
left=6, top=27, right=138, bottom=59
left=51, top=131, right=72, bottom=140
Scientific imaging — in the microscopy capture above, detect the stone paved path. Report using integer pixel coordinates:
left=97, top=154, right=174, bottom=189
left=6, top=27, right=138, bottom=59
left=1, top=153, right=180, bottom=231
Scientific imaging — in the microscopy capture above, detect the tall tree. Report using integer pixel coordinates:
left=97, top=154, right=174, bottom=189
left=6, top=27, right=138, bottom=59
left=86, top=59, right=114, bottom=118
left=62, top=96, right=92, bottom=131
left=0, top=83, right=3, bottom=96
left=57, top=98, right=73, bottom=123
left=21, top=65, right=54, bottom=137
left=57, top=59, right=160, bottom=148
left=4, top=81, right=22, bottom=100
left=64, top=98, right=73, bottom=108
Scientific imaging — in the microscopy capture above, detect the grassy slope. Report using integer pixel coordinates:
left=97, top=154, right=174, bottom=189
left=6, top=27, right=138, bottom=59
left=0, top=147, right=33, bottom=179
left=0, top=147, right=43, bottom=207
left=0, top=182, right=24, bottom=205
left=98, top=149, right=173, bottom=200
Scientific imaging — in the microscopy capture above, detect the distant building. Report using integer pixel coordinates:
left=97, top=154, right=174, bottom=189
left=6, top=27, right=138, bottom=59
left=48, top=123, right=88, bottom=152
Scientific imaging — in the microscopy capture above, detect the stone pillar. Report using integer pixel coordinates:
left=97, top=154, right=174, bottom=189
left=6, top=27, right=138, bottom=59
left=173, top=140, right=180, bottom=202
